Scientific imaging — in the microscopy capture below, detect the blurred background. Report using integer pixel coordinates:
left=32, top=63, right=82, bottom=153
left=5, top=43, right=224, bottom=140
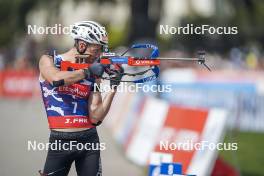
left=0, top=0, right=264, bottom=175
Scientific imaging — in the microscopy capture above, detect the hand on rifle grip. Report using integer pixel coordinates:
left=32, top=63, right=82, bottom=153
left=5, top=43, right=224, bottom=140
left=83, top=63, right=104, bottom=78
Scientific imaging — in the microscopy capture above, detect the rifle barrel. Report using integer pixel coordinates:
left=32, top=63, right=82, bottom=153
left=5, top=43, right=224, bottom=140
left=158, top=57, right=202, bottom=61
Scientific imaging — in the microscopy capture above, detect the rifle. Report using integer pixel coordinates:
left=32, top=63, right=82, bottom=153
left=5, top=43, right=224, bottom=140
left=61, top=44, right=211, bottom=83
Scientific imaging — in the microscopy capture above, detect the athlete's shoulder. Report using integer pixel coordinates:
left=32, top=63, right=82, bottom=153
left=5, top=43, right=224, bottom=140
left=39, top=54, right=53, bottom=66
left=39, top=49, right=63, bottom=68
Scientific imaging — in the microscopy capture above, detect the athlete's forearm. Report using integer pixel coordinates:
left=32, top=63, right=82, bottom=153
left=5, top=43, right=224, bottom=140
left=39, top=55, right=86, bottom=86
left=89, top=90, right=116, bottom=122
left=52, top=70, right=85, bottom=86
left=101, top=90, right=116, bottom=118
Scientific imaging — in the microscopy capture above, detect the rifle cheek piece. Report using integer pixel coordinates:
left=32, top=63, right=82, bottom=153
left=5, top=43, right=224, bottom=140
left=52, top=79, right=65, bottom=87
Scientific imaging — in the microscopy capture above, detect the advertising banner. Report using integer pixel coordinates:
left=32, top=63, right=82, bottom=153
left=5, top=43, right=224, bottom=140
left=0, top=70, right=39, bottom=98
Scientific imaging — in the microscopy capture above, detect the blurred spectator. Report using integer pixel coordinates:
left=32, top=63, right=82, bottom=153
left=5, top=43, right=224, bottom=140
left=230, top=48, right=244, bottom=69
left=0, top=54, right=4, bottom=70
left=246, top=52, right=258, bottom=69
left=13, top=57, right=32, bottom=70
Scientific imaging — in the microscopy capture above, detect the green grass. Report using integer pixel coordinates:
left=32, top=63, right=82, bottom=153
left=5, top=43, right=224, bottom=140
left=220, top=131, right=264, bottom=176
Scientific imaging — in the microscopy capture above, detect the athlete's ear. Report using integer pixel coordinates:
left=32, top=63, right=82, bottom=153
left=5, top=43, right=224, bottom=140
left=78, top=41, right=87, bottom=51
left=79, top=41, right=86, bottom=49
left=75, top=40, right=88, bottom=54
